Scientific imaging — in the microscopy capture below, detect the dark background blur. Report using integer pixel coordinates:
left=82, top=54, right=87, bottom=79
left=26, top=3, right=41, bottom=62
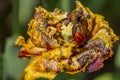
left=0, top=0, right=120, bottom=80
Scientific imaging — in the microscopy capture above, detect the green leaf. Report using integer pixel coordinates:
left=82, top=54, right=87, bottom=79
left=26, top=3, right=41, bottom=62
left=94, top=73, right=114, bottom=80
left=115, top=43, right=120, bottom=68
left=3, top=35, right=27, bottom=80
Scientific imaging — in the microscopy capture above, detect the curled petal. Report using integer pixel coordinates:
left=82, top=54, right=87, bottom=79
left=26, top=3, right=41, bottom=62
left=20, top=56, right=58, bottom=80
left=87, top=56, right=104, bottom=72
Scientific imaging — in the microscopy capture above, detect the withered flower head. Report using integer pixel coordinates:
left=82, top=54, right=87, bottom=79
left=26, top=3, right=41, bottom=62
left=15, top=1, right=118, bottom=80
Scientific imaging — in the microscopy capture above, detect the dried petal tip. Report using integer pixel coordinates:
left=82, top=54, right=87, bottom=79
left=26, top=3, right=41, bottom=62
left=18, top=48, right=29, bottom=58
left=15, top=36, right=25, bottom=46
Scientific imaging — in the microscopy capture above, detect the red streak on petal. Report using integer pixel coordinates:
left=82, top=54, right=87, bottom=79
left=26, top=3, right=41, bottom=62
left=19, top=48, right=42, bottom=58
left=74, top=32, right=84, bottom=44
left=55, top=25, right=61, bottom=33
left=45, top=43, right=52, bottom=50
left=19, top=48, right=29, bottom=58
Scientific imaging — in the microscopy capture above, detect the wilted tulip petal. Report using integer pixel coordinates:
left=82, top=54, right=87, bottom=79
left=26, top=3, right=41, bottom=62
left=15, top=1, right=118, bottom=80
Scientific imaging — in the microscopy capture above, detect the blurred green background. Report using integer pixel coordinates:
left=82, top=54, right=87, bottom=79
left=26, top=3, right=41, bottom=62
left=0, top=0, right=120, bottom=80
